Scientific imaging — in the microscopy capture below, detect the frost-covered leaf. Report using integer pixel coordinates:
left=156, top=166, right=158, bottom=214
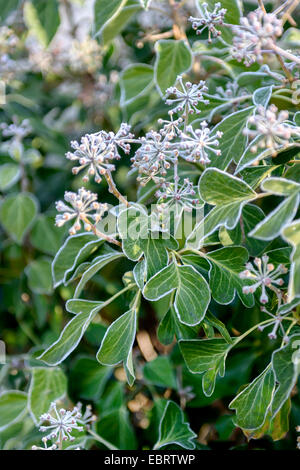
left=154, top=40, right=193, bottom=96
left=74, top=245, right=123, bottom=297
left=52, top=233, right=104, bottom=288
left=154, top=401, right=197, bottom=450
left=229, top=365, right=275, bottom=431
left=118, top=205, right=177, bottom=279
left=97, top=307, right=137, bottom=385
left=38, top=300, right=104, bottom=365
left=203, top=246, right=254, bottom=307
left=271, top=333, right=300, bottom=417
left=219, top=204, right=268, bottom=256
left=101, top=0, right=141, bottom=45
left=250, top=178, right=300, bottom=240
left=0, top=391, right=27, bottom=431
left=94, top=0, right=126, bottom=37
left=96, top=407, right=137, bottom=450
left=282, top=220, right=300, bottom=300
left=143, top=261, right=210, bottom=326
left=28, top=367, right=67, bottom=424
left=208, top=107, right=254, bottom=169
left=69, top=357, right=111, bottom=401
left=253, top=85, right=273, bottom=108
left=30, top=215, right=63, bottom=256
left=0, top=193, right=38, bottom=244
left=187, top=169, right=256, bottom=248
left=179, top=338, right=233, bottom=396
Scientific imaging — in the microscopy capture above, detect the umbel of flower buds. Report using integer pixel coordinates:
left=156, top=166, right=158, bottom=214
left=189, top=2, right=227, bottom=43
left=258, top=306, right=290, bottom=343
left=39, top=402, right=84, bottom=443
left=55, top=188, right=108, bottom=235
left=155, top=178, right=199, bottom=212
left=239, top=254, right=287, bottom=304
left=66, top=123, right=133, bottom=183
left=180, top=121, right=223, bottom=164
left=131, top=130, right=176, bottom=186
left=244, top=105, right=299, bottom=156
left=232, top=9, right=283, bottom=66
left=165, top=75, right=209, bottom=116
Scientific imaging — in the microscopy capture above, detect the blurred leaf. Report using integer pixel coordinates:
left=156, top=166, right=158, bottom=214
left=0, top=164, right=21, bottom=191
left=0, top=193, right=38, bottom=244
left=0, top=391, right=28, bottom=432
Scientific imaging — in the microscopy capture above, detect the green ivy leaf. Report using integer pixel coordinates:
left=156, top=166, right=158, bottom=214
left=187, top=169, right=256, bottom=248
left=253, top=85, right=273, bottom=108
left=74, top=245, right=123, bottom=297
left=102, top=0, right=141, bottom=45
left=25, top=257, right=53, bottom=295
left=52, top=233, right=104, bottom=288
left=179, top=338, right=233, bottom=397
left=24, top=0, right=60, bottom=47
left=154, top=40, right=193, bottom=96
left=0, top=391, right=28, bottom=431
left=28, top=367, right=67, bottom=424
left=30, top=215, right=63, bottom=256
left=120, top=64, right=154, bottom=105
left=0, top=193, right=38, bottom=244
left=219, top=204, right=268, bottom=256
left=118, top=205, right=178, bottom=279
left=0, top=163, right=21, bottom=191
left=94, top=0, right=126, bottom=37
left=203, top=246, right=254, bottom=307
left=69, top=357, right=111, bottom=401
left=97, top=307, right=137, bottom=385
left=208, top=107, right=254, bottom=169
left=271, top=333, right=300, bottom=417
left=143, top=356, right=177, bottom=389
left=96, top=407, right=137, bottom=450
left=229, top=365, right=275, bottom=431
left=282, top=220, right=300, bottom=300
left=250, top=178, right=300, bottom=240
left=157, top=306, right=200, bottom=345
left=143, top=261, right=210, bottom=326
left=154, top=401, right=197, bottom=450
left=38, top=300, right=104, bottom=365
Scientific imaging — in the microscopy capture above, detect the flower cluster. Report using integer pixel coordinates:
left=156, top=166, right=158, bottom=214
left=55, top=188, right=108, bottom=235
left=66, top=123, right=133, bottom=183
left=258, top=306, right=291, bottom=343
left=156, top=178, right=199, bottom=211
left=232, top=10, right=283, bottom=66
left=68, top=36, right=103, bottom=74
left=0, top=118, right=32, bottom=141
left=189, top=2, right=227, bottom=43
left=244, top=105, right=299, bottom=156
left=240, top=255, right=287, bottom=304
left=38, top=402, right=84, bottom=443
left=180, top=121, right=223, bottom=164
left=131, top=130, right=176, bottom=186
left=165, top=75, right=209, bottom=116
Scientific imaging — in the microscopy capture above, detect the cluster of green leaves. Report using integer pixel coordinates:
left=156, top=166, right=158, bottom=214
left=0, top=0, right=300, bottom=452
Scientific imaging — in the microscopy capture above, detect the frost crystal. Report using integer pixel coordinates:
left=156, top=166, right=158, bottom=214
left=240, top=254, right=287, bottom=304
left=189, top=2, right=227, bottom=43
left=55, top=188, right=108, bottom=235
